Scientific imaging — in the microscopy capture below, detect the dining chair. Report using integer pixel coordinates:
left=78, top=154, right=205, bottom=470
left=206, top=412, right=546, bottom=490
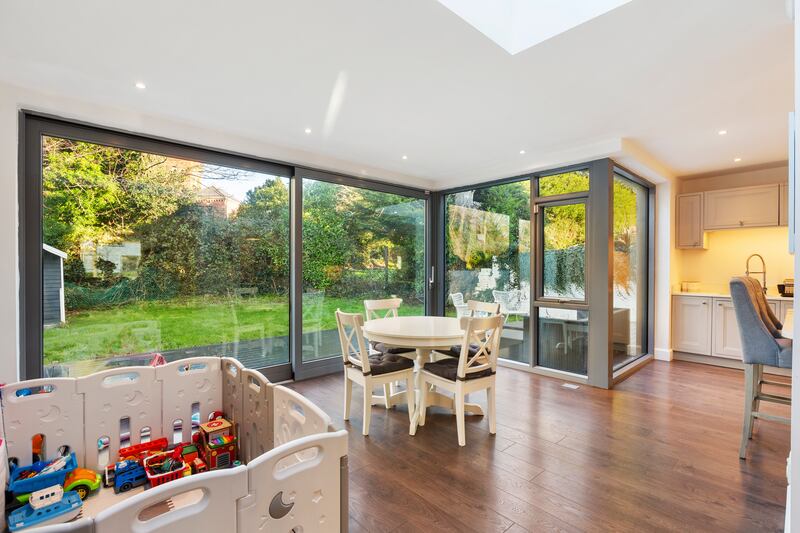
left=416, top=315, right=504, bottom=446
left=335, top=310, right=415, bottom=436
left=729, top=277, right=791, bottom=459
left=363, top=298, right=417, bottom=407
left=467, top=299, right=502, bottom=317
left=437, top=300, right=501, bottom=358
left=363, top=298, right=416, bottom=353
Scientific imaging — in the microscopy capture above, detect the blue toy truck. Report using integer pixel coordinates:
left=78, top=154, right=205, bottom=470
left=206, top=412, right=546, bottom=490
left=104, top=460, right=147, bottom=494
left=8, top=452, right=78, bottom=496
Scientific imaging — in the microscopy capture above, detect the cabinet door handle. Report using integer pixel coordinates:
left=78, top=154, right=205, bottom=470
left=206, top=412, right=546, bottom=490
left=702, top=301, right=707, bottom=305
left=739, top=220, right=744, bottom=226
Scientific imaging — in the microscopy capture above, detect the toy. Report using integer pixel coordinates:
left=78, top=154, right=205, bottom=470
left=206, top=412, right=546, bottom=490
left=107, top=460, right=147, bottom=494
left=117, top=437, right=168, bottom=462
left=143, top=452, right=191, bottom=488
left=8, top=485, right=82, bottom=531
left=172, top=443, right=208, bottom=474
left=64, top=468, right=102, bottom=500
left=193, top=418, right=237, bottom=470
left=14, top=467, right=100, bottom=504
left=8, top=452, right=78, bottom=496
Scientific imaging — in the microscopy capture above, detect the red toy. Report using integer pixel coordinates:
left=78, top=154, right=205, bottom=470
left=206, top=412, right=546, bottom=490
left=193, top=418, right=237, bottom=470
left=143, top=452, right=190, bottom=488
left=118, top=438, right=169, bottom=463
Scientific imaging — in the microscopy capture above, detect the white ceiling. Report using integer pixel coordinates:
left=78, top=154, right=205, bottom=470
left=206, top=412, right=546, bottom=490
left=0, top=0, right=793, bottom=189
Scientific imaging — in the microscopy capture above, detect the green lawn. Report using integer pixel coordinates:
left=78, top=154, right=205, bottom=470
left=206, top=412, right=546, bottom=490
left=44, top=295, right=424, bottom=365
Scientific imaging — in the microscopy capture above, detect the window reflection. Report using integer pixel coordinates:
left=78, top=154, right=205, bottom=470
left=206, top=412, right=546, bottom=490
left=445, top=182, right=531, bottom=364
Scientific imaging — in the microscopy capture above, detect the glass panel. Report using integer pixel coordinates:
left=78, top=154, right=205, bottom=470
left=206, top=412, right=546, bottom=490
left=542, top=202, right=586, bottom=300
left=444, top=181, right=531, bottom=364
left=612, top=175, right=649, bottom=370
left=537, top=307, right=588, bottom=375
left=41, top=136, right=290, bottom=376
left=537, top=170, right=589, bottom=197
left=301, top=179, right=425, bottom=363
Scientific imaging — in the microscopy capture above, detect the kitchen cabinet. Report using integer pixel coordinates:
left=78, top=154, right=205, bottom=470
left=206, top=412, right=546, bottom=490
left=704, top=184, right=779, bottom=230
left=712, top=298, right=742, bottom=359
left=676, top=193, right=705, bottom=249
left=780, top=183, right=789, bottom=226
left=781, top=300, right=793, bottom=325
left=672, top=296, right=712, bottom=355
left=674, top=294, right=788, bottom=359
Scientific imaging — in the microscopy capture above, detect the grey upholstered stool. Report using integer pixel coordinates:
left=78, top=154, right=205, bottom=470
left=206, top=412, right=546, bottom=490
left=729, top=277, right=792, bottom=460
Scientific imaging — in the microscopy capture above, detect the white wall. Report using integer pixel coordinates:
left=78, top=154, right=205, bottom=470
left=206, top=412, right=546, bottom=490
left=653, top=179, right=677, bottom=361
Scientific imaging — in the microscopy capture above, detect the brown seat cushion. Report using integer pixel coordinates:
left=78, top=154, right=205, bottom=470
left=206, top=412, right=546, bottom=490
left=372, top=342, right=416, bottom=355
left=360, top=353, right=414, bottom=376
left=422, top=358, right=494, bottom=381
left=436, top=344, right=490, bottom=358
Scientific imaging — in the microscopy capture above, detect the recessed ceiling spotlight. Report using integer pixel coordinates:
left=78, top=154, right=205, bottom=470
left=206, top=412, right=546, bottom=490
left=304, top=128, right=312, bottom=134
left=402, top=155, right=408, bottom=160
left=135, top=81, right=146, bottom=90
left=519, top=150, right=526, bottom=155
left=718, top=130, right=728, bottom=136
left=734, top=157, right=742, bottom=163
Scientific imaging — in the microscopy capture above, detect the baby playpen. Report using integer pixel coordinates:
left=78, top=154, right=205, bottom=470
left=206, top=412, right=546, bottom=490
left=0, top=357, right=348, bottom=532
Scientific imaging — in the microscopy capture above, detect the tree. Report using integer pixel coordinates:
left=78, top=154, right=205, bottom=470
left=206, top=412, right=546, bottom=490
left=236, top=178, right=291, bottom=293
left=42, top=137, right=195, bottom=256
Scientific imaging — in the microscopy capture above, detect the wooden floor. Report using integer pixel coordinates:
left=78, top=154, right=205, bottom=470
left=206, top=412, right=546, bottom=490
left=288, top=360, right=790, bottom=532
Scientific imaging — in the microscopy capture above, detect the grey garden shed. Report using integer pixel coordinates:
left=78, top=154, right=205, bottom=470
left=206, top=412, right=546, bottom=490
left=43, top=243, right=66, bottom=326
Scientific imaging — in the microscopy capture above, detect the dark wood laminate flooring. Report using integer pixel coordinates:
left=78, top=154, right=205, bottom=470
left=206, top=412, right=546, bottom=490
left=288, top=360, right=790, bottom=532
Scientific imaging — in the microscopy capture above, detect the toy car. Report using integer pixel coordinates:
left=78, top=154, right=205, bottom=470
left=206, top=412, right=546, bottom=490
left=14, top=467, right=100, bottom=504
left=108, top=460, right=147, bottom=494
left=64, top=468, right=102, bottom=500
left=8, top=452, right=77, bottom=496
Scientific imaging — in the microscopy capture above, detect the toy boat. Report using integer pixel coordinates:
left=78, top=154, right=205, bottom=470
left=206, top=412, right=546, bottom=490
left=8, top=485, right=82, bottom=531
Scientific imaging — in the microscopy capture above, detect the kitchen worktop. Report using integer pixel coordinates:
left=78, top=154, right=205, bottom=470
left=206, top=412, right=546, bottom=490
left=673, top=290, right=794, bottom=301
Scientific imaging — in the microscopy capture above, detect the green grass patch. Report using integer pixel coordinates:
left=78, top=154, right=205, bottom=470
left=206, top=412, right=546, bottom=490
left=44, top=295, right=423, bottom=365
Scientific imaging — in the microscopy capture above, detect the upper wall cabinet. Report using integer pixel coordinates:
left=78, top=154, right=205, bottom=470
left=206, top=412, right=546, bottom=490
left=676, top=193, right=705, bottom=249
left=703, top=184, right=780, bottom=230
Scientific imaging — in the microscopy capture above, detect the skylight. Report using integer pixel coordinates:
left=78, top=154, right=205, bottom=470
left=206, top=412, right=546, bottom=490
left=437, top=0, right=633, bottom=55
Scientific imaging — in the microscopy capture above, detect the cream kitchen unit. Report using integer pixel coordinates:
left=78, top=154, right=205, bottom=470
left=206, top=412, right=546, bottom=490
left=672, top=293, right=793, bottom=360
left=675, top=182, right=790, bottom=250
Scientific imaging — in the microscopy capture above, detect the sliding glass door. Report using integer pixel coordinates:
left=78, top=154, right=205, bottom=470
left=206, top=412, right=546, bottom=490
left=21, top=116, right=428, bottom=382
left=36, top=131, right=291, bottom=378
left=443, top=180, right=531, bottom=364
left=298, top=174, right=426, bottom=375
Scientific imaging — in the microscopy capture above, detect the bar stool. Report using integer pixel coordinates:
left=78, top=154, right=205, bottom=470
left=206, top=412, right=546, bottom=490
left=729, top=277, right=791, bottom=460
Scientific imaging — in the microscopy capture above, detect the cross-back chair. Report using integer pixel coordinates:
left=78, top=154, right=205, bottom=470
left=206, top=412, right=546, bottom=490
left=336, top=310, right=415, bottom=436
left=467, top=299, right=501, bottom=317
left=415, top=315, right=503, bottom=446
left=436, top=300, right=501, bottom=359
left=363, top=298, right=417, bottom=406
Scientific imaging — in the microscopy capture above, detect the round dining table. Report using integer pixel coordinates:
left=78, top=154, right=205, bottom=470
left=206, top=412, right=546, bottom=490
left=361, top=316, right=485, bottom=429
